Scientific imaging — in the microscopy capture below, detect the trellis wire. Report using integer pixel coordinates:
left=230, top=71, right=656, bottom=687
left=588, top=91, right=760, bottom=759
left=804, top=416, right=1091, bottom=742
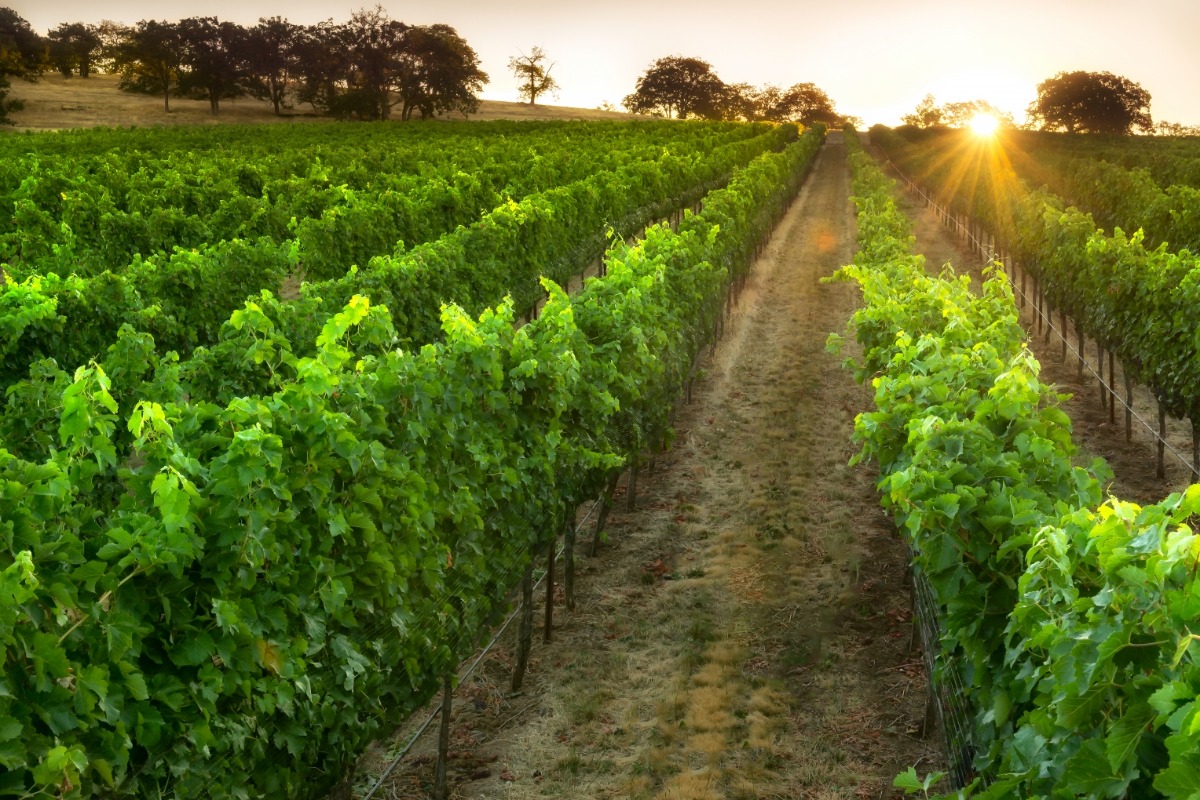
left=909, top=550, right=978, bottom=788
left=359, top=497, right=601, bottom=800
left=1004, top=264, right=1194, bottom=472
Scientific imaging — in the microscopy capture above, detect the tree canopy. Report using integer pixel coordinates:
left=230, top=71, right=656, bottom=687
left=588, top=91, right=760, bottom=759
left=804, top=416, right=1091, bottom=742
left=0, top=7, right=43, bottom=124
left=0, top=7, right=43, bottom=76
left=761, top=82, right=840, bottom=125
left=48, top=23, right=102, bottom=77
left=623, top=56, right=725, bottom=120
left=1155, top=120, right=1200, bottom=137
left=91, top=21, right=130, bottom=75
left=394, top=23, right=487, bottom=120
left=242, top=17, right=304, bottom=116
left=1027, top=70, right=1152, bottom=134
left=113, top=20, right=185, bottom=112
left=80, top=8, right=490, bottom=120
left=623, top=56, right=847, bottom=125
left=941, top=99, right=1013, bottom=128
left=508, top=46, right=558, bottom=106
left=901, top=94, right=944, bottom=128
left=332, top=6, right=408, bottom=119
left=176, top=17, right=248, bottom=114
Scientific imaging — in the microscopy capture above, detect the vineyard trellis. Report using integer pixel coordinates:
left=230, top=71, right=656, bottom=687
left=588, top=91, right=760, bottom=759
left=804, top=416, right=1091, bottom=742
left=878, top=152, right=1200, bottom=482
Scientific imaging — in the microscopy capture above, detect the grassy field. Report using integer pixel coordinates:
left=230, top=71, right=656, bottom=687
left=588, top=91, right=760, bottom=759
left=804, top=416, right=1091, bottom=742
left=4, top=73, right=640, bottom=131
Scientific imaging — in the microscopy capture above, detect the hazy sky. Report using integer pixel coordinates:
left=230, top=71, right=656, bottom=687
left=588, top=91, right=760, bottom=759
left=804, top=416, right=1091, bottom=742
left=12, top=0, right=1200, bottom=126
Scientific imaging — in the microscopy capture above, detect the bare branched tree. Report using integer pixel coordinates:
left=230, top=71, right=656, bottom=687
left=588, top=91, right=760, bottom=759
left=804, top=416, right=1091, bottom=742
left=508, top=46, right=558, bottom=106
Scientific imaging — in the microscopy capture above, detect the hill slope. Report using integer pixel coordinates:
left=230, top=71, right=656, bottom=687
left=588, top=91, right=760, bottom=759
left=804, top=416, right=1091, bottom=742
left=4, top=74, right=640, bottom=131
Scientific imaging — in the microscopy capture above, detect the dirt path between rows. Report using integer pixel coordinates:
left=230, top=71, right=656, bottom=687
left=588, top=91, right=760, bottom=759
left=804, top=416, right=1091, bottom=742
left=884, top=150, right=1191, bottom=505
left=361, top=134, right=943, bottom=799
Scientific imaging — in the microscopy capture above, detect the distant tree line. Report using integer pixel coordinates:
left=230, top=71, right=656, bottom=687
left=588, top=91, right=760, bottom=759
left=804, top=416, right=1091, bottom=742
left=0, top=5, right=488, bottom=121
left=622, top=55, right=857, bottom=126
left=901, top=94, right=1015, bottom=130
left=900, top=72, right=1197, bottom=136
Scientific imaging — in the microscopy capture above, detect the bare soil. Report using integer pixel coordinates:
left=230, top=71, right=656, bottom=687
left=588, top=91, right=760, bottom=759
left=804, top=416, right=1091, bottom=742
left=356, top=134, right=943, bottom=800
left=886, top=156, right=1194, bottom=505
left=4, top=74, right=643, bottom=132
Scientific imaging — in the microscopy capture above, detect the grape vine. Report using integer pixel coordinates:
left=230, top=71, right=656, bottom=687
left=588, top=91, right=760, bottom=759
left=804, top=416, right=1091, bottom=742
left=835, top=130, right=1200, bottom=799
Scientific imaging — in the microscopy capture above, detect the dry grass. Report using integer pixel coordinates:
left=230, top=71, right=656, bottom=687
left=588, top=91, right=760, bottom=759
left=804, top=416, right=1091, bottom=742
left=3, top=73, right=643, bottom=132
left=655, top=769, right=722, bottom=800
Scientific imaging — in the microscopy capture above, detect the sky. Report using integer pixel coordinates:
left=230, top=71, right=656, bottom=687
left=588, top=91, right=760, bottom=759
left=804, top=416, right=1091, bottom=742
left=12, top=0, right=1200, bottom=127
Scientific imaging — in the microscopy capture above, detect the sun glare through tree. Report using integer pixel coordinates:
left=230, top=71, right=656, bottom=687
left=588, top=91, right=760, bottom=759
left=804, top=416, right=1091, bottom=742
left=968, top=111, right=1000, bottom=137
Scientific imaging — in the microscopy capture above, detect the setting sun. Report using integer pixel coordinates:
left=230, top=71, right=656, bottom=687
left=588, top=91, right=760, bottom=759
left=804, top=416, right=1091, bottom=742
left=969, top=112, right=1000, bottom=137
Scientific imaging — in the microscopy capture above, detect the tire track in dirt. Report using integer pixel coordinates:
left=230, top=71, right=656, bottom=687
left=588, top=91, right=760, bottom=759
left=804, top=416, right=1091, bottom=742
left=374, top=134, right=942, bottom=800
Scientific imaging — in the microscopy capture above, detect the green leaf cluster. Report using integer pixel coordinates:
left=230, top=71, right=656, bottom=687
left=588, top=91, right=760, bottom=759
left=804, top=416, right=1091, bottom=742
left=1006, top=131, right=1200, bottom=253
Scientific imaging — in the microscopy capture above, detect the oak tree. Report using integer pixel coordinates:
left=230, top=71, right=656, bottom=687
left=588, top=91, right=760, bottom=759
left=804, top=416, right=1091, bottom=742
left=92, top=20, right=131, bottom=74
left=734, top=82, right=842, bottom=125
left=395, top=24, right=487, bottom=120
left=902, top=94, right=1013, bottom=130
left=0, top=7, right=44, bottom=123
left=0, top=7, right=44, bottom=74
left=177, top=17, right=249, bottom=114
left=743, top=84, right=783, bottom=121
left=114, top=20, right=186, bottom=112
left=720, top=82, right=758, bottom=121
left=331, top=6, right=408, bottom=119
left=623, top=56, right=725, bottom=120
left=776, top=82, right=839, bottom=126
left=1027, top=70, right=1152, bottom=134
left=940, top=99, right=1013, bottom=128
left=48, top=23, right=102, bottom=77
left=322, top=11, right=486, bottom=121
left=244, top=17, right=303, bottom=115
left=293, top=20, right=345, bottom=114
left=1155, top=120, right=1200, bottom=137
left=901, top=94, right=944, bottom=128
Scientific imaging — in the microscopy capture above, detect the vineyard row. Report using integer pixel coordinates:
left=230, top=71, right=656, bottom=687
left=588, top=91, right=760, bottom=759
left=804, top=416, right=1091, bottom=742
left=836, top=130, right=1200, bottom=799
left=0, top=124, right=795, bottom=393
left=873, top=127, right=1200, bottom=462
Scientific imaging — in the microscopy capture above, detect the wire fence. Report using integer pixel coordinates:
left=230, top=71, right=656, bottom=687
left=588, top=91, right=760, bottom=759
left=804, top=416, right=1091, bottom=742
left=908, top=549, right=976, bottom=788
left=1003, top=267, right=1196, bottom=473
